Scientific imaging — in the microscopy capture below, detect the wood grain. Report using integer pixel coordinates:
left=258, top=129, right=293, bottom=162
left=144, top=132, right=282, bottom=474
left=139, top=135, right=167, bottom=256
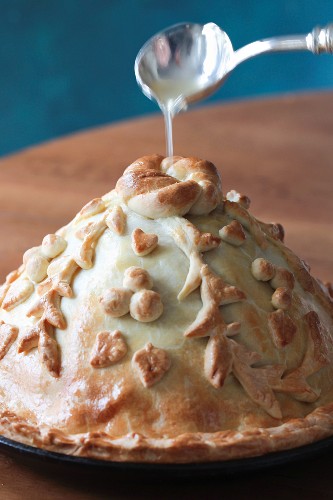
left=0, top=92, right=332, bottom=498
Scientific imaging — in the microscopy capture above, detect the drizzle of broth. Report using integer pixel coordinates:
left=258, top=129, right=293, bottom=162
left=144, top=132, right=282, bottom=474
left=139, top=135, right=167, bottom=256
left=150, top=78, right=206, bottom=157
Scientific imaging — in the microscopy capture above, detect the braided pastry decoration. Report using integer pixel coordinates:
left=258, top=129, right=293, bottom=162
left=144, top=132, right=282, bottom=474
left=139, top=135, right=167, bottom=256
left=116, top=154, right=223, bottom=218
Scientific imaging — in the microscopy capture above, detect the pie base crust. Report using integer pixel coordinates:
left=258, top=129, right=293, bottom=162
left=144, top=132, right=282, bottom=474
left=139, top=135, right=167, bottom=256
left=1, top=403, right=333, bottom=463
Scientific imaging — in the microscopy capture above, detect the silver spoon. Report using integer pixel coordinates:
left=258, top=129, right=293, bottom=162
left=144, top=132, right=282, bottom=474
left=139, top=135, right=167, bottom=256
left=135, top=22, right=333, bottom=156
left=135, top=21, right=333, bottom=114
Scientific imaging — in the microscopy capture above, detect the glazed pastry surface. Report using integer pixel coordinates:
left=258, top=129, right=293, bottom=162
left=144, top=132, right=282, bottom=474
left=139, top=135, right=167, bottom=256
left=0, top=155, right=333, bottom=463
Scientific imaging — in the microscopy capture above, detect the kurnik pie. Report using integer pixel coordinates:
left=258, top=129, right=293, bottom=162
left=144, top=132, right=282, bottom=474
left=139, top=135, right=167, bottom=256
left=0, top=154, right=332, bottom=463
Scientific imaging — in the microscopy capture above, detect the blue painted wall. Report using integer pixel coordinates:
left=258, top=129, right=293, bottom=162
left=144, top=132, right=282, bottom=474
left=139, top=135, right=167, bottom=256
left=0, top=0, right=332, bottom=156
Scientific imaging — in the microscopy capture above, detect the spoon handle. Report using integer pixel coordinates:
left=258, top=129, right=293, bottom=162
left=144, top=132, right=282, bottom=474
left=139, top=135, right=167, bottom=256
left=308, top=24, right=333, bottom=54
left=232, top=24, right=333, bottom=68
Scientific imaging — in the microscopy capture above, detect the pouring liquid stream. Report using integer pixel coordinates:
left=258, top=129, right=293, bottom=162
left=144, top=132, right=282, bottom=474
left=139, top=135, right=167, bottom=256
left=150, top=79, right=203, bottom=157
left=162, top=106, right=174, bottom=157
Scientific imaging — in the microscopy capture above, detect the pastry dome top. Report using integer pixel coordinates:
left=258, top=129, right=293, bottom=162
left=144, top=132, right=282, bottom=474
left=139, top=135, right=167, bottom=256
left=0, top=154, right=333, bottom=463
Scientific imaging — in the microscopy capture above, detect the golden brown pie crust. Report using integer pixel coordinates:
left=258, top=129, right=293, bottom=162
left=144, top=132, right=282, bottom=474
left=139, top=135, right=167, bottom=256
left=0, top=155, right=333, bottom=464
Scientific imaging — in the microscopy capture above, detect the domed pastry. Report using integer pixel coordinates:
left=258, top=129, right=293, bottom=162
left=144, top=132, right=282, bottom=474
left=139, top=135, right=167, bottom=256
left=0, top=154, right=333, bottom=463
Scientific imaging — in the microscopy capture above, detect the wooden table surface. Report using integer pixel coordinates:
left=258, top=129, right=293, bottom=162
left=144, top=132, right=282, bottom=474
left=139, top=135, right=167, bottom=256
left=0, top=92, right=332, bottom=499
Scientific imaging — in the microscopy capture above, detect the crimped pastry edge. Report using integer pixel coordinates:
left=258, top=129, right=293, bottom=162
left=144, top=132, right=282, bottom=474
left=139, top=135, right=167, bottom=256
left=0, top=403, right=333, bottom=464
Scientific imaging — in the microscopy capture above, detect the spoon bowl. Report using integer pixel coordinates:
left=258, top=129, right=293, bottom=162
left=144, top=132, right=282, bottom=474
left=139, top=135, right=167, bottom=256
left=135, top=22, right=233, bottom=114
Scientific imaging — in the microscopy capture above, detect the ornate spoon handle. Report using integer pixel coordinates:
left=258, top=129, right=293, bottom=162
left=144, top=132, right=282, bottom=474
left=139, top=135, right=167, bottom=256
left=232, top=24, right=333, bottom=68
left=309, top=24, right=333, bottom=54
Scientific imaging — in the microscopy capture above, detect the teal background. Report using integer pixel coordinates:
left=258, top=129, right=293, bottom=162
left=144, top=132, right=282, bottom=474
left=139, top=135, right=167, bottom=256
left=0, top=0, right=332, bottom=156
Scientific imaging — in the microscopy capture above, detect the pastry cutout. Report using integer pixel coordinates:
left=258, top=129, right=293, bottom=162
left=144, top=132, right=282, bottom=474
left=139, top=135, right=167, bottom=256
left=18, top=318, right=60, bottom=377
left=2, top=278, right=34, bottom=311
left=259, top=221, right=285, bottom=242
left=18, top=325, right=40, bottom=353
left=106, top=206, right=126, bottom=235
left=0, top=321, right=18, bottom=360
left=25, top=254, right=49, bottom=283
left=283, top=249, right=316, bottom=294
left=303, top=311, right=330, bottom=369
left=100, top=288, right=133, bottom=317
left=230, top=340, right=284, bottom=419
left=123, top=266, right=153, bottom=292
left=0, top=269, right=22, bottom=307
left=27, top=289, right=66, bottom=329
left=75, top=222, right=94, bottom=240
left=271, top=287, right=292, bottom=310
left=204, top=326, right=233, bottom=388
left=270, top=267, right=295, bottom=290
left=75, top=218, right=107, bottom=269
left=41, top=234, right=67, bottom=259
left=77, top=198, right=106, bottom=220
left=132, top=343, right=170, bottom=387
left=268, top=309, right=297, bottom=348
left=251, top=258, right=276, bottom=282
left=184, top=265, right=245, bottom=338
left=23, top=247, right=40, bottom=265
left=38, top=326, right=60, bottom=378
left=224, top=200, right=267, bottom=248
left=280, top=311, right=330, bottom=403
left=219, top=220, right=246, bottom=246
left=159, top=217, right=219, bottom=300
left=131, top=228, right=158, bottom=256
left=130, top=290, right=163, bottom=322
left=37, top=257, right=79, bottom=298
left=90, top=330, right=127, bottom=368
left=226, top=322, right=241, bottom=336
